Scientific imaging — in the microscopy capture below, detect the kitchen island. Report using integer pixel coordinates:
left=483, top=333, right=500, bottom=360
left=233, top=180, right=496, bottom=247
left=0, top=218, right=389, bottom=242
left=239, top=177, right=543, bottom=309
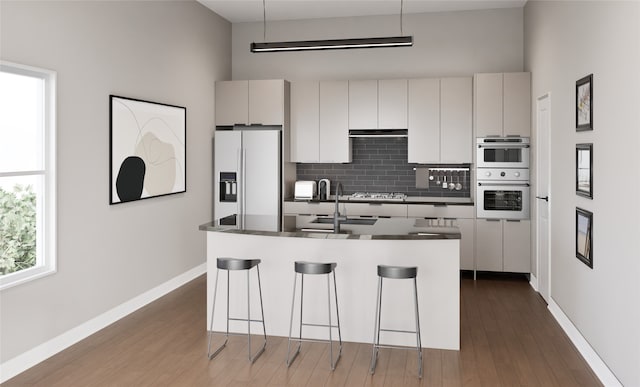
left=199, top=215, right=460, bottom=350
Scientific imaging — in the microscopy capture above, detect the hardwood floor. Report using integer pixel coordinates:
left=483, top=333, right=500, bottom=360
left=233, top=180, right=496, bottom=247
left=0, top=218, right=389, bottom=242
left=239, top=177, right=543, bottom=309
left=3, top=273, right=601, bottom=386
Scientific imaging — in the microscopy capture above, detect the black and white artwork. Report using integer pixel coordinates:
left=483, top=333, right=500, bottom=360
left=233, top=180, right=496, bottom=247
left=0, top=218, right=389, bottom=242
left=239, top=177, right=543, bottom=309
left=576, top=74, right=593, bottom=131
left=576, top=207, right=593, bottom=268
left=576, top=143, right=593, bottom=199
left=110, top=95, right=186, bottom=204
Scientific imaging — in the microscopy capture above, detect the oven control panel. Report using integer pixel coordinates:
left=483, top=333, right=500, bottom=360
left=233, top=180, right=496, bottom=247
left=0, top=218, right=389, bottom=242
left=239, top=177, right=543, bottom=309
left=477, top=168, right=529, bottom=182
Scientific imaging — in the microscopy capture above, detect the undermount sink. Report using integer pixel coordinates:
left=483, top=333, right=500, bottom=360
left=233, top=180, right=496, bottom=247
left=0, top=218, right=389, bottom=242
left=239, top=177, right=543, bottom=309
left=311, top=217, right=377, bottom=225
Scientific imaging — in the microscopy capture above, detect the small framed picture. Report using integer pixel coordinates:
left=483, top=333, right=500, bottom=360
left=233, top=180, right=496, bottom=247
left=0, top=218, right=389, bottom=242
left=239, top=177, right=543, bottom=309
left=576, top=143, right=593, bottom=199
left=576, top=207, right=593, bottom=268
left=576, top=74, right=593, bottom=131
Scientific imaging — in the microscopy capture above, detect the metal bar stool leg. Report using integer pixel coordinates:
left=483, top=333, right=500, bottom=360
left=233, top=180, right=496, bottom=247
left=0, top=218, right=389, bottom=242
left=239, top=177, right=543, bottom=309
left=370, top=276, right=383, bottom=374
left=286, top=272, right=301, bottom=367
left=331, top=270, right=342, bottom=370
left=414, top=277, right=423, bottom=379
left=327, top=272, right=343, bottom=370
left=207, top=269, right=228, bottom=360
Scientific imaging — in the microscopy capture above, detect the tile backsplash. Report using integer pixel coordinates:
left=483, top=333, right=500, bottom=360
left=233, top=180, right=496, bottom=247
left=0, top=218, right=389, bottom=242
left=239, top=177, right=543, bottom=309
left=296, top=137, right=471, bottom=198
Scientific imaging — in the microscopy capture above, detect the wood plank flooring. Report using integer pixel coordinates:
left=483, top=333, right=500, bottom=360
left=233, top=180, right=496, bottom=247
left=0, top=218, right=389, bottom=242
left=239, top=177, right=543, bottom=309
left=3, top=273, right=602, bottom=386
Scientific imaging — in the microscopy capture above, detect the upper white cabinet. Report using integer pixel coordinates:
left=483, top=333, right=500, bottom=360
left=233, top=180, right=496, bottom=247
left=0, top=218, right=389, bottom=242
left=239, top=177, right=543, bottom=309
left=349, top=79, right=407, bottom=129
left=440, top=78, right=472, bottom=162
left=408, top=78, right=440, bottom=163
left=408, top=77, right=472, bottom=164
left=215, top=80, right=248, bottom=126
left=290, top=80, right=351, bottom=163
left=378, top=79, right=408, bottom=129
left=290, top=81, right=320, bottom=162
left=474, top=72, right=531, bottom=137
left=349, top=80, right=378, bottom=129
left=320, top=81, right=351, bottom=163
left=215, top=80, right=286, bottom=126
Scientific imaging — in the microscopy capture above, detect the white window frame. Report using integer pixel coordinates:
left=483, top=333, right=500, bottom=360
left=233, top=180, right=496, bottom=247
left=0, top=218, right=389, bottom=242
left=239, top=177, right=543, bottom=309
left=0, top=61, right=57, bottom=290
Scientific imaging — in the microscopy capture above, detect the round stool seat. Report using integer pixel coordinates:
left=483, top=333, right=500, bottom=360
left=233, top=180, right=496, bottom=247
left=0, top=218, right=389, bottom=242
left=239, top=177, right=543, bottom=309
left=295, top=261, right=337, bottom=275
left=377, top=265, right=417, bottom=279
left=217, top=257, right=261, bottom=271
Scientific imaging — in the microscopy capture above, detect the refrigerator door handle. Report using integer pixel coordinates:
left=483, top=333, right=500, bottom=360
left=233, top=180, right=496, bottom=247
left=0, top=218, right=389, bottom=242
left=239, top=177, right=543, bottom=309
left=242, top=148, right=247, bottom=228
left=236, top=147, right=242, bottom=225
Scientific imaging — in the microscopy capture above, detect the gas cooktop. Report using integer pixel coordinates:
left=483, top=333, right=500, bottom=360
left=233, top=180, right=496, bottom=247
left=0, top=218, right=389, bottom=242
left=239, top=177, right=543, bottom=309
left=348, top=192, right=407, bottom=201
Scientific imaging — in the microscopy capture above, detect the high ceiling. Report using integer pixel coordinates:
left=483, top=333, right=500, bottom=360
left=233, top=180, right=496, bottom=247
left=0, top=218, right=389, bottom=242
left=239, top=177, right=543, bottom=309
left=198, top=0, right=527, bottom=23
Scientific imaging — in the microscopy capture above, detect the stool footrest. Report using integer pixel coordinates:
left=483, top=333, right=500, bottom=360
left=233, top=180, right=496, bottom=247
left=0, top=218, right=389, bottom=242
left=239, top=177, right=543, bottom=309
left=301, top=322, right=340, bottom=329
left=373, top=343, right=423, bottom=351
left=289, top=337, right=342, bottom=345
left=379, top=328, right=419, bottom=335
left=228, top=317, right=264, bottom=323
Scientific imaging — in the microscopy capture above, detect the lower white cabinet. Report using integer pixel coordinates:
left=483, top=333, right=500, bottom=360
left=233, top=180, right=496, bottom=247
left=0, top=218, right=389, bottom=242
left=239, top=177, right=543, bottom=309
left=457, top=218, right=475, bottom=271
left=343, top=203, right=407, bottom=217
left=475, top=219, right=530, bottom=273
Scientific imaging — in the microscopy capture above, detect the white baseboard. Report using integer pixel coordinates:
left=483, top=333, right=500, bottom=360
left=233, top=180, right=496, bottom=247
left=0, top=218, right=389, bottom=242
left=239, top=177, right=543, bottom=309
left=0, top=263, right=206, bottom=383
left=529, top=273, right=539, bottom=291
left=547, top=299, right=622, bottom=387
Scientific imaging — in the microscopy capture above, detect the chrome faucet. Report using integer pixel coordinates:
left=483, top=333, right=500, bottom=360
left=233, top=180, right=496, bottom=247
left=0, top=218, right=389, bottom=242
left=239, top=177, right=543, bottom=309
left=333, top=182, right=344, bottom=233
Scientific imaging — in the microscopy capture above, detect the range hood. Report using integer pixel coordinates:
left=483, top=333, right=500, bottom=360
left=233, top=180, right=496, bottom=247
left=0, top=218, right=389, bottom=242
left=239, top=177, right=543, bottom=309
left=348, top=129, right=408, bottom=138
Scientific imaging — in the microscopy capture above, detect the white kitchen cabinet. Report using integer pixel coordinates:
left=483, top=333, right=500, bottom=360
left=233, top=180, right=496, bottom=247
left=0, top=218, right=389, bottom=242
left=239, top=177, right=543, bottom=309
left=215, top=80, right=285, bottom=126
left=378, top=79, right=407, bottom=129
left=408, top=78, right=440, bottom=163
left=348, top=80, right=378, bottom=129
left=249, top=79, right=285, bottom=125
left=407, top=204, right=474, bottom=219
left=349, top=79, right=407, bottom=130
left=408, top=77, right=472, bottom=164
left=457, top=218, right=475, bottom=271
left=215, top=80, right=248, bottom=126
left=440, top=78, right=472, bottom=163
left=475, top=219, right=503, bottom=271
left=290, top=81, right=320, bottom=162
left=284, top=201, right=335, bottom=216
left=503, top=219, right=531, bottom=273
left=320, top=81, right=351, bottom=163
left=343, top=203, right=408, bottom=217
left=474, top=72, right=530, bottom=137
left=475, top=218, right=531, bottom=273
left=503, top=73, right=531, bottom=138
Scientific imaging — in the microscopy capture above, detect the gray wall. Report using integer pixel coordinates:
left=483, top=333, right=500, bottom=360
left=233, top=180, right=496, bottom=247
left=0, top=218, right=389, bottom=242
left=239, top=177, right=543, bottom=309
left=232, top=8, right=524, bottom=80
left=525, top=1, right=640, bottom=385
left=0, top=1, right=230, bottom=363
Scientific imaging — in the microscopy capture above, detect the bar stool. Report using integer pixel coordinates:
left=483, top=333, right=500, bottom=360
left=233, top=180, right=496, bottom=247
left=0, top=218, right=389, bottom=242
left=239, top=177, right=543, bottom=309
left=370, top=265, right=423, bottom=378
left=286, top=261, right=342, bottom=370
left=207, top=257, right=266, bottom=363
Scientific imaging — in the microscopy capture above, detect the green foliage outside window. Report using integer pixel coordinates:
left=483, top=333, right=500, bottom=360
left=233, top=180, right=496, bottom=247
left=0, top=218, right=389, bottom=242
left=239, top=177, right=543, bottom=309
left=0, top=185, right=36, bottom=275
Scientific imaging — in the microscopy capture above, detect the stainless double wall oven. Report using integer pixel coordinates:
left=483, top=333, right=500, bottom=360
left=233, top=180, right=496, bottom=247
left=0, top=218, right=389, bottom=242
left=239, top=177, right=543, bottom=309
left=476, top=137, right=530, bottom=220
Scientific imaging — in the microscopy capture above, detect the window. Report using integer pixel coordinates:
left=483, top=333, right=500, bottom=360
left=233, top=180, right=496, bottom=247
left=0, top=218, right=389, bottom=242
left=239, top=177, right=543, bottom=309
left=0, top=61, right=56, bottom=290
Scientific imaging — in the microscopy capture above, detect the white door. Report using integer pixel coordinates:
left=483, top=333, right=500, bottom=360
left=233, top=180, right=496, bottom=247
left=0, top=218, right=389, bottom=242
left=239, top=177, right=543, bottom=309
left=536, top=94, right=551, bottom=303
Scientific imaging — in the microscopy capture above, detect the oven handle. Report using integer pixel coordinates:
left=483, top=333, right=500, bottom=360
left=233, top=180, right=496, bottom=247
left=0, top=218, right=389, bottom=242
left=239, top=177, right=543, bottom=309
left=477, top=144, right=530, bottom=149
left=478, top=182, right=530, bottom=187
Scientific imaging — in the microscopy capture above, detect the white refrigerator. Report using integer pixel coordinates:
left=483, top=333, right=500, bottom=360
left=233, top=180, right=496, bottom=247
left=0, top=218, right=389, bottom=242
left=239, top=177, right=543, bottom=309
left=214, top=128, right=282, bottom=232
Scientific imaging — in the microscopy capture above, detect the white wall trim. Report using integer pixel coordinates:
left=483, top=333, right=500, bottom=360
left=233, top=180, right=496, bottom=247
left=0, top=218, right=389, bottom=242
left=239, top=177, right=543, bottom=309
left=548, top=299, right=622, bottom=387
left=0, top=263, right=206, bottom=383
left=529, top=273, right=539, bottom=291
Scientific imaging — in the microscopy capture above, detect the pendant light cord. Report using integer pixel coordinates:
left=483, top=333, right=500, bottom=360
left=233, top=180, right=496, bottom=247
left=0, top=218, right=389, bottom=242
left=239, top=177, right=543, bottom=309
left=400, top=0, right=404, bottom=36
left=263, top=0, right=266, bottom=41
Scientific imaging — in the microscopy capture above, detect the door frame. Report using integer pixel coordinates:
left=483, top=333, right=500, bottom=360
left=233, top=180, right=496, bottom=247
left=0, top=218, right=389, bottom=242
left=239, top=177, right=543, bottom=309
left=535, top=93, right=551, bottom=302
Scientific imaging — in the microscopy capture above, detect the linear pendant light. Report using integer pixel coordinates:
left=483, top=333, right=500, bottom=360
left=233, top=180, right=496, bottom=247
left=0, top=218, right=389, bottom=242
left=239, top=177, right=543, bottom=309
left=251, top=0, right=412, bottom=53
left=251, top=36, right=413, bottom=52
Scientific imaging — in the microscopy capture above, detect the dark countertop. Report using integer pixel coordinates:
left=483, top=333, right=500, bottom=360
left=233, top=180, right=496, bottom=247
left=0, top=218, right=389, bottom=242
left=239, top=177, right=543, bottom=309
left=285, top=196, right=474, bottom=205
left=199, top=215, right=460, bottom=240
